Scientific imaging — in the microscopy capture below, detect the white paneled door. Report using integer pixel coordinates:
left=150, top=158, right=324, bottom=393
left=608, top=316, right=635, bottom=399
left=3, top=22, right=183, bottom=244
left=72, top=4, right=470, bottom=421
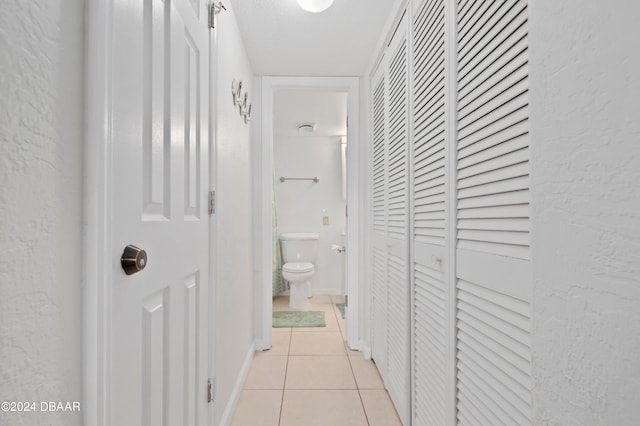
left=110, top=0, right=211, bottom=424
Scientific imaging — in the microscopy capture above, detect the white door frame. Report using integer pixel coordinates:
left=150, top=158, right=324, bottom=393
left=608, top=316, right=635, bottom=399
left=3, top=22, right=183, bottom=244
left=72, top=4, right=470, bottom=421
left=83, top=1, right=112, bottom=423
left=82, top=1, right=216, bottom=423
left=258, top=76, right=361, bottom=351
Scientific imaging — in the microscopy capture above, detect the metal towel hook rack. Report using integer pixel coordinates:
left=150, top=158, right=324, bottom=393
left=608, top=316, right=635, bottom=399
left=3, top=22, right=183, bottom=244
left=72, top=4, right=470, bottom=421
left=279, top=177, right=319, bottom=183
left=212, top=2, right=226, bottom=14
left=209, top=2, right=227, bottom=29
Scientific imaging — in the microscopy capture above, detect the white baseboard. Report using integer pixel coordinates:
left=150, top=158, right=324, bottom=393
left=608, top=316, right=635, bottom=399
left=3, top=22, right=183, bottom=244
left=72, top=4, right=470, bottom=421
left=360, top=341, right=372, bottom=360
left=312, top=288, right=343, bottom=295
left=275, top=288, right=343, bottom=297
left=218, top=343, right=255, bottom=426
left=254, top=337, right=271, bottom=352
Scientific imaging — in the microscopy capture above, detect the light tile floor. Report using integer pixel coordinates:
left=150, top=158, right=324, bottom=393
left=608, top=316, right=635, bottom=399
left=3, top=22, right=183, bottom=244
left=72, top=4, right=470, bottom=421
left=231, top=295, right=402, bottom=426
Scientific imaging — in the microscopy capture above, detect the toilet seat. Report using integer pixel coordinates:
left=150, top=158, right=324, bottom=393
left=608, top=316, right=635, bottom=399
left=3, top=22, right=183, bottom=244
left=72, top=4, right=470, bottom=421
left=282, top=262, right=314, bottom=274
left=282, top=262, right=314, bottom=309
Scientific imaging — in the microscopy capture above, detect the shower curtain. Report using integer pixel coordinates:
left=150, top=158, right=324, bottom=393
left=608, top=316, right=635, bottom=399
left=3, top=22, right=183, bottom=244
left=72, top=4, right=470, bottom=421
left=272, top=175, right=286, bottom=295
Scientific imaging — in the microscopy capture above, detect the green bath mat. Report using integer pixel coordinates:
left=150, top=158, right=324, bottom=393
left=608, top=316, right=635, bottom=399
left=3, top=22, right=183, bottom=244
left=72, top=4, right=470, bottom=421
left=336, top=303, right=345, bottom=319
left=272, top=310, right=326, bottom=328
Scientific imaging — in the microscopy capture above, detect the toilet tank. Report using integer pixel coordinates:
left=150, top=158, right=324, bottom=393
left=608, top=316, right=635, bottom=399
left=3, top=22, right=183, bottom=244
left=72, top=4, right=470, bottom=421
left=280, top=233, right=319, bottom=263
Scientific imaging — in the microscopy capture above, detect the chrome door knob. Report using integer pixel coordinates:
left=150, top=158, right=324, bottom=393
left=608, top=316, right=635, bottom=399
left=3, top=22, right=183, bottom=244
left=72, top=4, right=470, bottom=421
left=121, top=245, right=148, bottom=275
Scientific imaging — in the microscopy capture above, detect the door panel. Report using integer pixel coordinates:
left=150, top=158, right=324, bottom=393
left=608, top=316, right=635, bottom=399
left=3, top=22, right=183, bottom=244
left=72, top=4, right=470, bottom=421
left=411, top=0, right=449, bottom=424
left=454, top=0, right=532, bottom=423
left=371, top=68, right=388, bottom=376
left=111, top=0, right=210, bottom=424
left=386, top=20, right=410, bottom=425
left=142, top=0, right=170, bottom=218
left=184, top=33, right=201, bottom=219
left=141, top=289, right=168, bottom=426
left=369, top=12, right=411, bottom=425
left=455, top=277, right=532, bottom=424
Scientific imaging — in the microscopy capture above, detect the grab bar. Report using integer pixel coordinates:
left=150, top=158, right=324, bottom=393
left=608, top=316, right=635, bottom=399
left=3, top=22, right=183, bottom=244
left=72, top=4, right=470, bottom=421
left=279, top=176, right=319, bottom=183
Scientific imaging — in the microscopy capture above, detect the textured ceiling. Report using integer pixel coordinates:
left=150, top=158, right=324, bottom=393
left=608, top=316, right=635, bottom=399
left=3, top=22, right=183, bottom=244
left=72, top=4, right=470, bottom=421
left=230, top=0, right=395, bottom=76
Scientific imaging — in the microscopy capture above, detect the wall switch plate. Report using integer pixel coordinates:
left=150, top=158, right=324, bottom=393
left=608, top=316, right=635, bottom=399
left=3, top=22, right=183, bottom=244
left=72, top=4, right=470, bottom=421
left=322, top=215, right=329, bottom=226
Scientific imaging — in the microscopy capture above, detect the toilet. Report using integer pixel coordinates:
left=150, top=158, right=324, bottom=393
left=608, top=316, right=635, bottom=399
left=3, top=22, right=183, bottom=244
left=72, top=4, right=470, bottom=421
left=280, top=233, right=319, bottom=309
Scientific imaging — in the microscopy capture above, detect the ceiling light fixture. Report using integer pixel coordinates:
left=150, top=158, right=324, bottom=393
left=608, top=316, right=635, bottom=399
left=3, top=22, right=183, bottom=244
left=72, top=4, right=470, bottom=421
left=296, top=0, right=335, bottom=13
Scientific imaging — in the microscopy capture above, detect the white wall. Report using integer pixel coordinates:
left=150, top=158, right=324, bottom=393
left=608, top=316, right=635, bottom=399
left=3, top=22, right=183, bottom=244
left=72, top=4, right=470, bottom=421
left=358, top=77, right=373, bottom=357
left=251, top=77, right=265, bottom=345
left=0, top=1, right=84, bottom=425
left=214, top=2, right=256, bottom=424
left=274, top=134, right=346, bottom=294
left=530, top=1, right=640, bottom=423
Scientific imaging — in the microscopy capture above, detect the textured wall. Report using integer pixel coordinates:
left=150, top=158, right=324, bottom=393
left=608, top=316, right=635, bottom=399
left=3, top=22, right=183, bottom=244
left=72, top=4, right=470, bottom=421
left=0, top=1, right=84, bottom=425
left=530, top=1, right=640, bottom=424
left=214, top=1, right=256, bottom=423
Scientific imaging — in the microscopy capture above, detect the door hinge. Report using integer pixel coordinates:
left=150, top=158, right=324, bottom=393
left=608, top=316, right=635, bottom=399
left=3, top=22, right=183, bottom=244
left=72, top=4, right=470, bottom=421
left=209, top=2, right=226, bottom=29
left=208, top=190, right=215, bottom=215
left=207, top=378, right=215, bottom=403
left=345, top=295, right=348, bottom=308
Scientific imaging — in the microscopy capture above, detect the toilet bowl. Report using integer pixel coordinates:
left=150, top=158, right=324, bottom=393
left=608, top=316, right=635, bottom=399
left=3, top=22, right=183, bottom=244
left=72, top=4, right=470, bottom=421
left=282, top=262, right=314, bottom=309
left=280, top=233, right=319, bottom=309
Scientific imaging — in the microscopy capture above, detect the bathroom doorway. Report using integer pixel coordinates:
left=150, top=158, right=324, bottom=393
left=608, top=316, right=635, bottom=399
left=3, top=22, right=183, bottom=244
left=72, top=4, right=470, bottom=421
left=257, top=77, right=361, bottom=351
left=273, top=89, right=347, bottom=300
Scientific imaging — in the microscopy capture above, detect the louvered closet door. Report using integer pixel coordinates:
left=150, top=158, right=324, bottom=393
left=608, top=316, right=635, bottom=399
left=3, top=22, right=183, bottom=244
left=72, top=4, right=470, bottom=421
left=411, top=0, right=450, bottom=425
left=454, top=0, right=532, bottom=424
left=371, top=64, right=388, bottom=379
left=369, top=13, right=411, bottom=425
left=385, top=13, right=410, bottom=425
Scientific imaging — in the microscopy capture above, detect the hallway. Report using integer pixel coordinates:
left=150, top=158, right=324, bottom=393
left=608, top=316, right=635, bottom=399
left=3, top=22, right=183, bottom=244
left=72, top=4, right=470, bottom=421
left=230, top=295, right=401, bottom=426
left=3, top=1, right=640, bottom=425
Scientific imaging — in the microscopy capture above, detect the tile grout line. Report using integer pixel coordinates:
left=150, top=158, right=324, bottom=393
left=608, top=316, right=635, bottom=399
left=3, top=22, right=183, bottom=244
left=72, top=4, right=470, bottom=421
left=333, top=295, right=372, bottom=426
left=277, top=326, right=292, bottom=426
